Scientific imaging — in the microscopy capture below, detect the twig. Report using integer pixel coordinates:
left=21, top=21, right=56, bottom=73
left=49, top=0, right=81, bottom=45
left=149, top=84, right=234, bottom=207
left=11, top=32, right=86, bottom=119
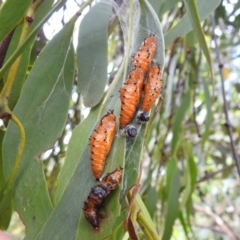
left=210, top=14, right=240, bottom=178
left=194, top=223, right=227, bottom=234
left=194, top=204, right=239, bottom=240
left=197, top=163, right=235, bottom=184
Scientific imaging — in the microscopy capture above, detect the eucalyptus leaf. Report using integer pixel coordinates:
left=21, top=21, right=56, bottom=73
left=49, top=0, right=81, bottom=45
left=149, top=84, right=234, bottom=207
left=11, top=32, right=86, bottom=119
left=0, top=0, right=32, bottom=42
left=32, top=0, right=165, bottom=238
left=164, top=0, right=221, bottom=48
left=77, top=2, right=112, bottom=107
left=2, top=16, right=76, bottom=239
left=171, top=90, right=191, bottom=155
left=6, top=0, right=55, bottom=109
left=201, top=77, right=213, bottom=149
left=0, top=0, right=66, bottom=80
left=159, top=0, right=180, bottom=18
left=162, top=159, right=180, bottom=240
left=123, top=0, right=165, bottom=196
left=183, top=0, right=214, bottom=78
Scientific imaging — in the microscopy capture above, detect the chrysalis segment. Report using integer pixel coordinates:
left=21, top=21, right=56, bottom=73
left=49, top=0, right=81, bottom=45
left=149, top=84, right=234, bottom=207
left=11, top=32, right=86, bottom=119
left=137, top=65, right=162, bottom=122
left=90, top=111, right=116, bottom=180
left=119, top=69, right=145, bottom=129
left=83, top=169, right=123, bottom=229
left=132, top=34, right=157, bottom=74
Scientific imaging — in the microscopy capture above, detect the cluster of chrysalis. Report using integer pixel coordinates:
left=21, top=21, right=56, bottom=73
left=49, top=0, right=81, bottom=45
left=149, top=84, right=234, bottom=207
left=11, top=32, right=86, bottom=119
left=83, top=34, right=162, bottom=230
left=119, top=34, right=162, bottom=137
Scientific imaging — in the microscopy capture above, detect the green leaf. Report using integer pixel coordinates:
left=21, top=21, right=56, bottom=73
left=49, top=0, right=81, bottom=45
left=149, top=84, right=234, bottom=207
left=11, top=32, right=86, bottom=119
left=77, top=3, right=112, bottom=107
left=39, top=0, right=165, bottom=237
left=148, top=0, right=162, bottom=14
left=162, top=159, right=180, bottom=240
left=164, top=0, right=221, bottom=48
left=180, top=147, right=198, bottom=209
left=136, top=193, right=160, bottom=239
left=35, top=107, right=125, bottom=239
left=0, top=201, right=12, bottom=230
left=110, top=210, right=127, bottom=240
left=171, top=91, right=191, bottom=155
left=186, top=197, right=194, bottom=235
left=0, top=0, right=66, bottom=80
left=142, top=187, right=157, bottom=219
left=201, top=77, right=213, bottom=149
left=2, top=16, right=76, bottom=239
left=185, top=30, right=196, bottom=48
left=50, top=50, right=125, bottom=240
left=158, top=0, right=180, bottom=17
left=38, top=56, right=125, bottom=239
left=0, top=0, right=32, bottom=42
left=0, top=131, right=12, bottom=230
left=183, top=0, right=214, bottom=78
left=123, top=0, right=165, bottom=195
left=188, top=156, right=197, bottom=193
left=76, top=137, right=125, bottom=239
left=6, top=0, right=55, bottom=109
left=179, top=211, right=191, bottom=240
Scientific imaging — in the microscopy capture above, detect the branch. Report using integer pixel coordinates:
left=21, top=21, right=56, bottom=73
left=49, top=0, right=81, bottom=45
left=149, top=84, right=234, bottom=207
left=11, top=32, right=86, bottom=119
left=210, top=14, right=240, bottom=178
left=194, top=204, right=239, bottom=240
left=194, top=223, right=227, bottom=234
left=197, top=163, right=235, bottom=184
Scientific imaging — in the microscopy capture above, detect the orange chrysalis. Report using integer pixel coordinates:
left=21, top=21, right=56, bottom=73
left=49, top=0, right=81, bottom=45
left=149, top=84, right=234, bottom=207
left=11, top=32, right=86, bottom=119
left=89, top=111, right=116, bottom=180
left=137, top=65, right=162, bottom=122
left=119, top=69, right=145, bottom=129
left=132, top=34, right=157, bottom=74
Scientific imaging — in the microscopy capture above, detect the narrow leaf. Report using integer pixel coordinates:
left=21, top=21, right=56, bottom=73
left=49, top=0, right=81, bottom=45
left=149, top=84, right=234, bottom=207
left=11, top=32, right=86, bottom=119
left=183, top=0, right=213, bottom=78
left=180, top=150, right=197, bottom=209
left=38, top=57, right=125, bottom=239
left=136, top=193, right=159, bottom=239
left=45, top=0, right=165, bottom=238
left=0, top=0, right=32, bottom=42
left=171, top=91, right=191, bottom=155
left=76, top=137, right=125, bottom=240
left=6, top=0, right=55, bottom=109
left=50, top=48, right=125, bottom=240
left=36, top=108, right=125, bottom=239
left=0, top=131, right=12, bottom=230
left=77, top=2, right=112, bottom=107
left=162, top=159, right=180, bottom=240
left=201, top=77, right=213, bottom=149
left=2, top=16, right=76, bottom=239
left=179, top=211, right=191, bottom=240
left=159, top=0, right=180, bottom=17
left=164, top=0, right=221, bottom=48
left=0, top=0, right=66, bottom=79
left=123, top=0, right=165, bottom=195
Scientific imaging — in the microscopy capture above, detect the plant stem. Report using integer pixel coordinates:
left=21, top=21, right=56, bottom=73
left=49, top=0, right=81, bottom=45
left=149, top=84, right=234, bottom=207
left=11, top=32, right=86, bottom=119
left=197, top=163, right=235, bottom=184
left=210, top=14, right=240, bottom=178
left=0, top=0, right=43, bottom=99
left=8, top=113, right=26, bottom=184
left=137, top=211, right=159, bottom=240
